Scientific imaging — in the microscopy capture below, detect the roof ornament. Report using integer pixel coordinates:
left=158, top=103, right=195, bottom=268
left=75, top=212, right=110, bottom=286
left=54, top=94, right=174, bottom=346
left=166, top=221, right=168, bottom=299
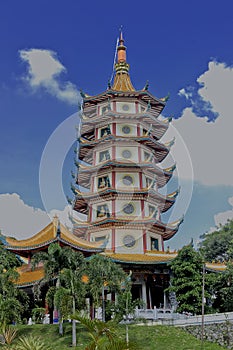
left=107, top=97, right=111, bottom=110
left=107, top=79, right=112, bottom=90
left=143, top=80, right=149, bottom=91
left=146, top=100, right=151, bottom=111
left=56, top=220, right=61, bottom=238
left=161, top=92, right=170, bottom=102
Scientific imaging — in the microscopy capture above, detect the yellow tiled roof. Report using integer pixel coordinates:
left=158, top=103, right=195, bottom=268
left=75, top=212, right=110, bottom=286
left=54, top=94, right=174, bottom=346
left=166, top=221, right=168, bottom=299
left=6, top=222, right=56, bottom=248
left=102, top=251, right=177, bottom=264
left=6, top=221, right=102, bottom=251
left=16, top=265, right=44, bottom=286
left=205, top=262, right=226, bottom=272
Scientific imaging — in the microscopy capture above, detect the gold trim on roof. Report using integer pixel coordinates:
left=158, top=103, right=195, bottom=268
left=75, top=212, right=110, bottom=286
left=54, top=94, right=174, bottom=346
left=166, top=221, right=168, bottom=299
left=112, top=72, right=135, bottom=92
left=6, top=221, right=102, bottom=251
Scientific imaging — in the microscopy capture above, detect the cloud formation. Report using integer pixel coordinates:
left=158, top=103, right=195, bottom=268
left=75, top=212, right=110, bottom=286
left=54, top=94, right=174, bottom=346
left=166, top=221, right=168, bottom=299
left=19, top=48, right=81, bottom=105
left=165, top=60, right=233, bottom=186
left=0, top=193, right=72, bottom=240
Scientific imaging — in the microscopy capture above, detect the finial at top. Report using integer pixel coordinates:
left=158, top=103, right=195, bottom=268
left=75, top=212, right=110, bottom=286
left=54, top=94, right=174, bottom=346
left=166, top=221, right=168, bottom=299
left=117, top=26, right=126, bottom=63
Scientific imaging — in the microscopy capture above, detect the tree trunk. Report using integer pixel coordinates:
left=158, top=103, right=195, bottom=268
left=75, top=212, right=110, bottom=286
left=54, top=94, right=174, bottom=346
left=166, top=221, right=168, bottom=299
left=72, top=296, right=76, bottom=347
left=56, top=277, right=63, bottom=336
left=59, top=314, right=63, bottom=336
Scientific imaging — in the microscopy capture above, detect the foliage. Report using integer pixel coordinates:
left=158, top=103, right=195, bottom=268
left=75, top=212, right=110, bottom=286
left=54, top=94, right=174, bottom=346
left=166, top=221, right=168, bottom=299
left=14, top=323, right=225, bottom=350
left=108, top=290, right=144, bottom=322
left=0, top=324, right=17, bottom=345
left=12, top=335, right=52, bottom=350
left=211, top=261, right=233, bottom=312
left=167, top=245, right=205, bottom=314
left=32, top=243, right=86, bottom=338
left=86, top=255, right=126, bottom=308
left=0, top=243, right=28, bottom=325
left=199, top=219, right=233, bottom=262
left=31, top=308, right=46, bottom=324
left=73, top=314, right=115, bottom=349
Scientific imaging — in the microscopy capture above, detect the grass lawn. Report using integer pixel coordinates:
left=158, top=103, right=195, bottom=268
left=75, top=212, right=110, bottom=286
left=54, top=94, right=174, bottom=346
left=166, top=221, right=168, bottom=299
left=15, top=323, right=225, bottom=349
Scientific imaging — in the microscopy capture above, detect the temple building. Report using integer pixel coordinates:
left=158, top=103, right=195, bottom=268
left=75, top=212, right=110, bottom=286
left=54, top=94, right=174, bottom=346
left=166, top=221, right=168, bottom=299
left=70, top=31, right=183, bottom=308
left=1, top=32, right=224, bottom=312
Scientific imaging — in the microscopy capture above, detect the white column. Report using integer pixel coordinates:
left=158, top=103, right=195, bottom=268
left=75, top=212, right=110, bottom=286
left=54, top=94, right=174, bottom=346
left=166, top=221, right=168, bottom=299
left=142, top=281, right=147, bottom=308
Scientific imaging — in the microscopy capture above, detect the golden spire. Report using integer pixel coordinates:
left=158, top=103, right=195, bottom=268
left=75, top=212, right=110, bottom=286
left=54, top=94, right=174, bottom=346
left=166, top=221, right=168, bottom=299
left=112, top=29, right=135, bottom=92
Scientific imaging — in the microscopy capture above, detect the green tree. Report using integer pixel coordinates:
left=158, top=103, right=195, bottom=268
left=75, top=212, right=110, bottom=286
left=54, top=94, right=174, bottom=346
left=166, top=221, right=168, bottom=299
left=211, top=261, right=233, bottom=312
left=53, top=251, right=86, bottom=347
left=199, top=219, right=233, bottom=262
left=0, top=243, right=28, bottom=325
left=73, top=314, right=136, bottom=350
left=32, top=243, right=85, bottom=336
left=33, top=244, right=86, bottom=346
left=168, top=245, right=204, bottom=314
left=86, top=255, right=126, bottom=321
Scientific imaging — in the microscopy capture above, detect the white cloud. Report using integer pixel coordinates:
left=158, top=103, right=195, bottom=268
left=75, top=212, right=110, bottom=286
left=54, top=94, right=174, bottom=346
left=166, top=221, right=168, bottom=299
left=19, top=49, right=81, bottom=105
left=164, top=60, right=233, bottom=186
left=0, top=193, right=73, bottom=240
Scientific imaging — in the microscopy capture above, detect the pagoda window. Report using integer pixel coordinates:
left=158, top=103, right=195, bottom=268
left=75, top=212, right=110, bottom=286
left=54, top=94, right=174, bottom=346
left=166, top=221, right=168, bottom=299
left=121, top=125, right=132, bottom=135
left=98, top=176, right=111, bottom=189
left=149, top=205, right=158, bottom=218
left=141, top=106, right=146, bottom=113
left=151, top=238, right=159, bottom=251
left=99, top=150, right=110, bottom=162
left=96, top=204, right=110, bottom=218
left=121, top=149, right=132, bottom=159
left=122, top=175, right=134, bottom=186
left=100, top=125, right=111, bottom=138
left=122, top=203, right=135, bottom=215
left=95, top=235, right=106, bottom=242
left=116, top=102, right=135, bottom=114
left=144, top=151, right=153, bottom=162
left=146, top=177, right=152, bottom=188
left=101, top=105, right=109, bottom=115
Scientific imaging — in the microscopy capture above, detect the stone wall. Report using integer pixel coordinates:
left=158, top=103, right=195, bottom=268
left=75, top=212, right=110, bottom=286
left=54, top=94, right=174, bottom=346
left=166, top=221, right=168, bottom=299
left=184, top=321, right=233, bottom=349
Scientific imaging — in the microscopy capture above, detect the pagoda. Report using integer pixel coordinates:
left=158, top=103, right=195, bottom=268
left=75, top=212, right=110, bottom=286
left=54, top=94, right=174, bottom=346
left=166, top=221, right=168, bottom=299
left=71, top=32, right=183, bottom=308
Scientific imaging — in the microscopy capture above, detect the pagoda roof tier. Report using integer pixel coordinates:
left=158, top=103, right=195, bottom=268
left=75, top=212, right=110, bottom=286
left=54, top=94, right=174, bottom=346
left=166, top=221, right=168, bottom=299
left=102, top=251, right=177, bottom=265
left=81, top=111, right=170, bottom=140
left=101, top=252, right=227, bottom=271
left=73, top=187, right=179, bottom=214
left=79, top=136, right=172, bottom=163
left=72, top=216, right=183, bottom=241
left=76, top=160, right=175, bottom=189
left=5, top=220, right=103, bottom=257
left=83, top=90, right=166, bottom=118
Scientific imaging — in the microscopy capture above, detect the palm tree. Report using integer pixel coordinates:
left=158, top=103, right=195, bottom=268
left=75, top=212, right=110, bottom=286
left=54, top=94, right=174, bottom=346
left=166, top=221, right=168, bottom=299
left=73, top=314, right=136, bottom=350
left=32, top=243, right=85, bottom=336
left=86, top=255, right=127, bottom=321
left=52, top=251, right=86, bottom=347
left=33, top=244, right=86, bottom=346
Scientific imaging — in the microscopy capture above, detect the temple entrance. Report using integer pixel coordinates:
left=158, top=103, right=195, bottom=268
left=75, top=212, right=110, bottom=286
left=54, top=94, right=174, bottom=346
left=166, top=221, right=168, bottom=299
left=131, top=284, right=142, bottom=301
left=146, top=275, right=164, bottom=308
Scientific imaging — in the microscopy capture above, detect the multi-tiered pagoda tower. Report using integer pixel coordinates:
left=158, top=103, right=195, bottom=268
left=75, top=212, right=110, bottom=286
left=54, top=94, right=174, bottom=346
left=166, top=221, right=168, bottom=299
left=71, top=32, right=183, bottom=307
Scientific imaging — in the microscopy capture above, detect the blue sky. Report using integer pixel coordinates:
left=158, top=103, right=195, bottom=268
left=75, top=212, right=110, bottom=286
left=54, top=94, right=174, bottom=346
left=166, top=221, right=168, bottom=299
left=1, top=0, right=233, bottom=249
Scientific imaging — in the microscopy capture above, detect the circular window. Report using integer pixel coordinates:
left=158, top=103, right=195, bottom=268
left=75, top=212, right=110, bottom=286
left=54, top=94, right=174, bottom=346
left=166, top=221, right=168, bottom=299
left=122, top=149, right=132, bottom=159
left=122, top=175, right=134, bottom=186
left=123, top=235, right=136, bottom=248
left=122, top=104, right=130, bottom=111
left=123, top=203, right=135, bottom=215
left=122, top=125, right=131, bottom=134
